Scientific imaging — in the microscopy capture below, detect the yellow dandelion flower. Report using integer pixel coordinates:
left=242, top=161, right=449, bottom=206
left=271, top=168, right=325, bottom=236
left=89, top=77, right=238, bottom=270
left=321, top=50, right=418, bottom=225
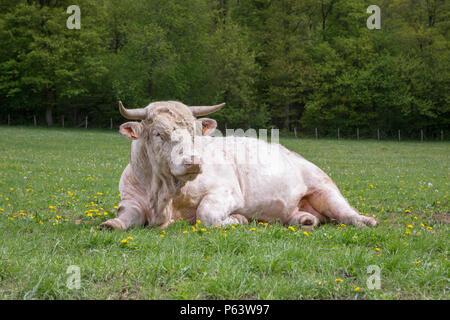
left=196, top=219, right=201, bottom=224
left=127, top=236, right=133, bottom=240
left=407, top=224, right=413, bottom=228
left=318, top=281, right=324, bottom=285
left=335, top=278, right=343, bottom=283
left=354, top=287, right=361, bottom=291
left=183, top=230, right=188, bottom=234
left=288, top=226, right=296, bottom=232
left=426, top=226, right=432, bottom=230
left=160, top=234, right=165, bottom=238
left=405, top=209, right=410, bottom=213
left=303, top=231, right=309, bottom=236
left=250, top=228, right=256, bottom=231
left=121, top=239, right=128, bottom=243
left=375, top=247, right=381, bottom=252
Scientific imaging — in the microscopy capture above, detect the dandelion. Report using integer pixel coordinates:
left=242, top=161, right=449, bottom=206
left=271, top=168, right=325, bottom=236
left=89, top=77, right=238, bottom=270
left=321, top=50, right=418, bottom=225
left=160, top=234, right=165, bottom=238
left=426, top=226, right=432, bottom=230
left=127, top=236, right=133, bottom=240
left=340, top=224, right=346, bottom=227
left=335, top=278, right=343, bottom=283
left=288, top=226, right=296, bottom=232
left=354, top=287, right=361, bottom=291
left=183, top=230, right=188, bottom=234
left=375, top=247, right=381, bottom=252
left=303, top=231, right=309, bottom=236
left=250, top=228, right=256, bottom=231
left=405, top=209, right=410, bottom=213
left=318, top=281, right=324, bottom=285
left=196, top=219, right=201, bottom=224
left=413, top=261, right=421, bottom=265
left=200, top=228, right=206, bottom=232
left=407, top=224, right=413, bottom=228
left=121, top=239, right=128, bottom=243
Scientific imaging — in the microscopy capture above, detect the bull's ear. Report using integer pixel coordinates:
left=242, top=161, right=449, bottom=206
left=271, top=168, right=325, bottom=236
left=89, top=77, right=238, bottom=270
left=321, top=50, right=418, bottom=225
left=119, top=122, right=143, bottom=140
left=199, top=118, right=217, bottom=136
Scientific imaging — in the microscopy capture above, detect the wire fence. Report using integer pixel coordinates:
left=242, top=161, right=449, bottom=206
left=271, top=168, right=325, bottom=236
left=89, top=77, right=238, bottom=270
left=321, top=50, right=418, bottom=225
left=2, top=113, right=447, bottom=142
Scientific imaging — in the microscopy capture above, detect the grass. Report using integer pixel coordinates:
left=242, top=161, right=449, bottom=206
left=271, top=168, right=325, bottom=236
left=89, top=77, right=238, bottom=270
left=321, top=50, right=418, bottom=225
left=0, top=126, right=448, bottom=299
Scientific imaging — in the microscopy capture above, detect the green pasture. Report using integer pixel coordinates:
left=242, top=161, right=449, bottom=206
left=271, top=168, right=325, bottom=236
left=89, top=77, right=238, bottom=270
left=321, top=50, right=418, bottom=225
left=0, top=126, right=448, bottom=299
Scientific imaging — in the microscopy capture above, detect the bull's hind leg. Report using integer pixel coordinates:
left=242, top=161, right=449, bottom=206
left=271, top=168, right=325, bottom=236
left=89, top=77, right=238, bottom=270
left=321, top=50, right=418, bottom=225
left=307, top=189, right=377, bottom=227
left=99, top=200, right=146, bottom=230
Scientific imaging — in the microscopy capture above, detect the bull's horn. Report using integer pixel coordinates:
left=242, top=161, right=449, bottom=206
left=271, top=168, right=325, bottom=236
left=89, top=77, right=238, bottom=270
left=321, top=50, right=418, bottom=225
left=119, top=101, right=147, bottom=120
left=189, top=103, right=225, bottom=117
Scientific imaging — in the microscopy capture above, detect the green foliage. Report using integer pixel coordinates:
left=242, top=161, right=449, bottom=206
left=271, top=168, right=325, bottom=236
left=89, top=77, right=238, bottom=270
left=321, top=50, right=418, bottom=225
left=0, top=0, right=448, bottom=135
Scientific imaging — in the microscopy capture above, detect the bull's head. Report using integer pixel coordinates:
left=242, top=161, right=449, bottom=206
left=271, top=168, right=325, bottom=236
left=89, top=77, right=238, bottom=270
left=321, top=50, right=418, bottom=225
left=118, top=100, right=224, bottom=181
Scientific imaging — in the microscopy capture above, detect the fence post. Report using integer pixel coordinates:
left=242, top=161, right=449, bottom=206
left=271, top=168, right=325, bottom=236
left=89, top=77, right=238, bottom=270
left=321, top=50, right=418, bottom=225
left=33, top=115, right=37, bottom=127
left=398, top=129, right=401, bottom=142
left=294, top=127, right=297, bottom=138
left=420, top=129, right=423, bottom=142
left=7, top=113, right=10, bottom=125
left=110, top=118, right=113, bottom=129
left=357, top=128, right=359, bottom=140
left=62, top=115, right=64, bottom=128
left=377, top=128, right=380, bottom=141
left=337, top=128, right=340, bottom=140
left=85, top=116, right=88, bottom=129
left=315, top=128, right=318, bottom=140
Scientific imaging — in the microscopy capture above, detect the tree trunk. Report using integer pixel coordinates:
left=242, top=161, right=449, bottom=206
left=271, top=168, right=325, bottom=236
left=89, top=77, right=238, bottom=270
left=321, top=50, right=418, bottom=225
left=45, top=89, right=54, bottom=126
left=46, top=105, right=53, bottom=126
left=284, top=103, right=290, bottom=131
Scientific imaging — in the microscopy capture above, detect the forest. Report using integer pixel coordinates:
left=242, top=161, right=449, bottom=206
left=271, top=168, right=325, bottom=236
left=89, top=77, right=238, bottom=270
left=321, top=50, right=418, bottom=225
left=0, top=0, right=448, bottom=138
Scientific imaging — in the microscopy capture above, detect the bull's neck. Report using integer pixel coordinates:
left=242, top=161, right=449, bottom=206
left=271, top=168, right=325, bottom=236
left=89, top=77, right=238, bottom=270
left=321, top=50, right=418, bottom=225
left=129, top=140, right=184, bottom=225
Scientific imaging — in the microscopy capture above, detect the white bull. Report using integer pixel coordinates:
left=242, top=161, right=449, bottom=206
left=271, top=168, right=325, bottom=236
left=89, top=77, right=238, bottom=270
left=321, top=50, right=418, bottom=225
left=100, top=101, right=378, bottom=230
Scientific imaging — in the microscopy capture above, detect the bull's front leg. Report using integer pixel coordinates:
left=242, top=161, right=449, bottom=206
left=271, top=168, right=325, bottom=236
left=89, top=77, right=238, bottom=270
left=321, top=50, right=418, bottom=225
left=99, top=200, right=146, bottom=230
left=195, top=190, right=247, bottom=227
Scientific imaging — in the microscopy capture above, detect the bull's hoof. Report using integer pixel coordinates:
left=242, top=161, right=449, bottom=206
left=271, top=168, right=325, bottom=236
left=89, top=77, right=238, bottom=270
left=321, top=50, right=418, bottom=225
left=298, top=215, right=319, bottom=230
left=99, top=218, right=126, bottom=230
left=355, top=216, right=378, bottom=227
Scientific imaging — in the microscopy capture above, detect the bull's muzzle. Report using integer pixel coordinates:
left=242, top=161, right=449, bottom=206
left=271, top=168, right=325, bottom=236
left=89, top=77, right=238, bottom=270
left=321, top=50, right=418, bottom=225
left=182, top=155, right=202, bottom=174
